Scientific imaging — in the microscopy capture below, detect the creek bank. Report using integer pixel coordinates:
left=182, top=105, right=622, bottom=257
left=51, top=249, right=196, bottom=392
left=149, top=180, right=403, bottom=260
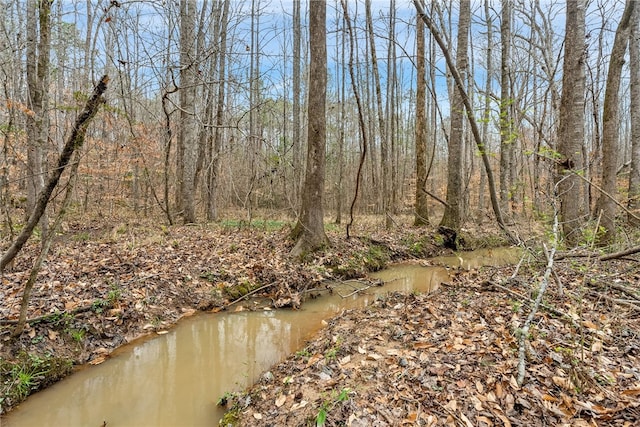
left=1, top=220, right=503, bottom=413
left=225, top=260, right=640, bottom=426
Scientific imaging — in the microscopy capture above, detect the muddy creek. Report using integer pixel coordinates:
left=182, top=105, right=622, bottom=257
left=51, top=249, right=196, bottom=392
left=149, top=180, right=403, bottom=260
left=2, top=248, right=518, bottom=427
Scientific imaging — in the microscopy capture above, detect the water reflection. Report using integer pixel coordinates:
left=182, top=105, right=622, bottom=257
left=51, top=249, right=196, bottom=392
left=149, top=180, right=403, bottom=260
left=2, top=247, right=518, bottom=426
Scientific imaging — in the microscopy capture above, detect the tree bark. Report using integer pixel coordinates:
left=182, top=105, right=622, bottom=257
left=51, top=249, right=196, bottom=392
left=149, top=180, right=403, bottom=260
left=290, top=0, right=328, bottom=256
left=556, top=0, right=588, bottom=246
left=499, top=0, right=513, bottom=217
left=439, top=0, right=470, bottom=230
left=25, top=0, right=52, bottom=242
left=629, top=3, right=640, bottom=226
left=414, top=14, right=429, bottom=226
left=413, top=0, right=514, bottom=243
left=179, top=0, right=198, bottom=223
left=207, top=0, right=230, bottom=221
left=596, top=0, right=634, bottom=244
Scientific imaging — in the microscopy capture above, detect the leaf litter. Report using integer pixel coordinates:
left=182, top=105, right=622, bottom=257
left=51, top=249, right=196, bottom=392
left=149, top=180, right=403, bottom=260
left=0, top=220, right=638, bottom=425
left=228, top=259, right=640, bottom=426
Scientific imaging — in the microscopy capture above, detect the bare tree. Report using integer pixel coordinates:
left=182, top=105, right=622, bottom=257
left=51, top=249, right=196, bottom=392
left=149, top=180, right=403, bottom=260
left=556, top=0, right=588, bottom=245
left=595, top=0, right=634, bottom=244
left=499, top=0, right=514, bottom=216
left=439, top=0, right=470, bottom=230
left=629, top=1, right=640, bottom=225
left=364, top=0, right=390, bottom=228
left=414, top=14, right=429, bottom=226
left=25, top=0, right=53, bottom=241
left=413, top=0, right=514, bottom=242
left=178, top=0, right=199, bottom=223
left=290, top=0, right=329, bottom=256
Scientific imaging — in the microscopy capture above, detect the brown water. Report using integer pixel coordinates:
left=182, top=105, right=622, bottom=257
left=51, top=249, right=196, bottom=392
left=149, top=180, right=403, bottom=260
left=2, top=247, right=518, bottom=427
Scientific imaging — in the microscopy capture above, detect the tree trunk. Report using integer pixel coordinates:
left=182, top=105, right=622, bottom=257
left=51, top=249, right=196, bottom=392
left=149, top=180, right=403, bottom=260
left=479, top=0, right=493, bottom=218
left=179, top=0, right=198, bottom=224
left=439, top=0, right=470, bottom=230
left=292, top=0, right=302, bottom=207
left=414, top=14, right=429, bottom=226
left=556, top=0, right=588, bottom=246
left=595, top=0, right=634, bottom=244
left=207, top=0, right=230, bottom=221
left=365, top=0, right=390, bottom=228
left=499, top=0, right=513, bottom=217
left=25, top=0, right=52, bottom=241
left=413, top=0, right=514, bottom=243
left=1, top=76, right=109, bottom=272
left=629, top=2, right=640, bottom=226
left=290, top=0, right=328, bottom=256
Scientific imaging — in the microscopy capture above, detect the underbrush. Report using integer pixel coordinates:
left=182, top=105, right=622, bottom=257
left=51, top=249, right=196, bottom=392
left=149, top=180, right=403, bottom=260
left=0, top=351, right=73, bottom=413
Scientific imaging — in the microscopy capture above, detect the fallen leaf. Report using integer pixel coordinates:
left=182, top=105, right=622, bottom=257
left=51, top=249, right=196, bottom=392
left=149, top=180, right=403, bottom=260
left=459, top=412, right=474, bottom=427
left=291, top=400, right=307, bottom=411
left=552, top=376, right=574, bottom=391
left=339, top=355, right=351, bottom=365
left=275, top=395, right=286, bottom=407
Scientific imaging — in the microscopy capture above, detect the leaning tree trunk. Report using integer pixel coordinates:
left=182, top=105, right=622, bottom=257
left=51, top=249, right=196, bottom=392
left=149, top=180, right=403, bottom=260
left=0, top=76, right=109, bottom=272
left=413, top=0, right=515, bottom=243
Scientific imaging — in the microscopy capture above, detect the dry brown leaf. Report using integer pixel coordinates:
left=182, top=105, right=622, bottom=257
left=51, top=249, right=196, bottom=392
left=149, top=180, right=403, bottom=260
left=552, top=376, right=574, bottom=391
left=621, top=388, right=640, bottom=396
left=275, top=394, right=286, bottom=407
left=476, top=415, right=493, bottom=426
left=459, top=412, right=474, bottom=427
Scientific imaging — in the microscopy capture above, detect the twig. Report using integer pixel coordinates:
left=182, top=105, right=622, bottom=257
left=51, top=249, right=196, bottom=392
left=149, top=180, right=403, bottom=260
left=0, top=304, right=96, bottom=326
left=484, top=281, right=580, bottom=330
left=517, top=186, right=559, bottom=386
left=587, top=290, right=640, bottom=311
left=600, top=245, right=640, bottom=261
left=222, top=282, right=278, bottom=309
left=337, top=284, right=373, bottom=298
left=0, top=75, right=109, bottom=271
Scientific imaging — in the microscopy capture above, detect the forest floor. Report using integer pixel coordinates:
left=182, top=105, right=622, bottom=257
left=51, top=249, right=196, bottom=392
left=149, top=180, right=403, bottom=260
left=0, top=215, right=639, bottom=426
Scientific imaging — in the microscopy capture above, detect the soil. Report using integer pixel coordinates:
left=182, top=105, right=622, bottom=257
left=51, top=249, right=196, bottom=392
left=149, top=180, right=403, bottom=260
left=1, top=217, right=639, bottom=426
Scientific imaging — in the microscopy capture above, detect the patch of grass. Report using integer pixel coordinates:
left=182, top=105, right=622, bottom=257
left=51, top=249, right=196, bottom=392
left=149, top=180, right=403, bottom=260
left=315, top=388, right=353, bottom=427
left=66, top=328, right=86, bottom=343
left=0, top=352, right=73, bottom=411
left=92, top=298, right=110, bottom=314
left=217, top=391, right=247, bottom=426
left=295, top=348, right=312, bottom=358
left=330, top=244, right=391, bottom=278
left=73, top=231, right=91, bottom=242
left=223, top=278, right=260, bottom=300
left=219, top=218, right=288, bottom=232
left=107, top=283, right=123, bottom=305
